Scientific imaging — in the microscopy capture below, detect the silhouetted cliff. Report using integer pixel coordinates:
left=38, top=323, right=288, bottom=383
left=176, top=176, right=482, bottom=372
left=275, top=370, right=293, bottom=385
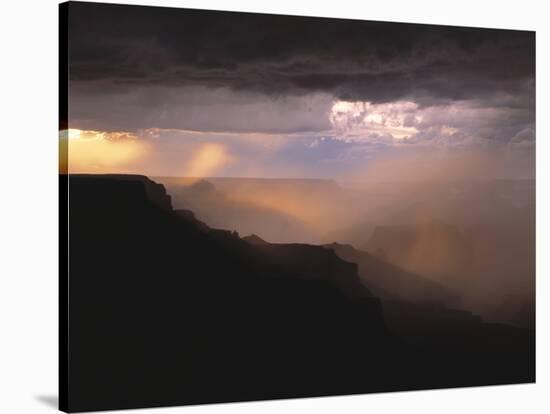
left=244, top=239, right=373, bottom=300
left=242, top=233, right=269, bottom=245
left=66, top=174, right=389, bottom=412
left=64, top=174, right=535, bottom=413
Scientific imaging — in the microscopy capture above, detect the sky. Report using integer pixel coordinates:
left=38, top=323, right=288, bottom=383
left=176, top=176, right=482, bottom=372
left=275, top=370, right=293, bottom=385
left=63, top=2, right=535, bottom=180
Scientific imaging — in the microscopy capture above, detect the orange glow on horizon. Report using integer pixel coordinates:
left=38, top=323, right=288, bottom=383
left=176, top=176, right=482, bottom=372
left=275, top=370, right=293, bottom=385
left=59, top=129, right=148, bottom=173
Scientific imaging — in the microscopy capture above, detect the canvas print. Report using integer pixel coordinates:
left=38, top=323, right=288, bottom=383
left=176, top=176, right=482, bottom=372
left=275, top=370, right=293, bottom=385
left=59, top=2, right=536, bottom=412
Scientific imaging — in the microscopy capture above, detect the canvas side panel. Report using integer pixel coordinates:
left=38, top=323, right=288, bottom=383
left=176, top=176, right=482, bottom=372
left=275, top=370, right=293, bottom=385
left=59, top=2, right=69, bottom=412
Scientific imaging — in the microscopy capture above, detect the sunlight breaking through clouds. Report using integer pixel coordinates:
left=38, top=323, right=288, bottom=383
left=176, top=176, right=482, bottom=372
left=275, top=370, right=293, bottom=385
left=329, top=101, right=421, bottom=141
left=59, top=129, right=148, bottom=173
left=328, top=99, right=534, bottom=150
left=185, top=143, right=232, bottom=178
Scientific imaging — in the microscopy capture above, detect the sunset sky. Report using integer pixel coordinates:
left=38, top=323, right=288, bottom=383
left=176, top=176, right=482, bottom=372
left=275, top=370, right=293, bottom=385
left=63, top=2, right=535, bottom=180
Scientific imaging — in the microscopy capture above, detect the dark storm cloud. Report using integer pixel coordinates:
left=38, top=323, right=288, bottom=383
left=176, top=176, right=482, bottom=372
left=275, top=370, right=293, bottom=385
left=68, top=1, right=535, bottom=104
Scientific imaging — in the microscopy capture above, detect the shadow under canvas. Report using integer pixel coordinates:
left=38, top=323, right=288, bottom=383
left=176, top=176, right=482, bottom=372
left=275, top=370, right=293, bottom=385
left=36, top=395, right=58, bottom=410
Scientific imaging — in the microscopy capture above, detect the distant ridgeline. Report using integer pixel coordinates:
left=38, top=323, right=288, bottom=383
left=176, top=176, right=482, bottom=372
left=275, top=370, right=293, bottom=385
left=63, top=174, right=535, bottom=412
left=153, top=176, right=346, bottom=245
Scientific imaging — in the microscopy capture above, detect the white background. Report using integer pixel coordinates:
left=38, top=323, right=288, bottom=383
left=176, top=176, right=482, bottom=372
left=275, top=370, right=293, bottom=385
left=0, top=0, right=548, bottom=412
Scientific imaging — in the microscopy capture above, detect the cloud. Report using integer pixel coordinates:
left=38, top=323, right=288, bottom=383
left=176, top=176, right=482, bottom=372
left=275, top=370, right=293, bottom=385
left=66, top=2, right=534, bottom=135
left=63, top=3, right=535, bottom=179
left=69, top=84, right=334, bottom=134
left=509, top=127, right=536, bottom=148
left=67, top=3, right=534, bottom=103
left=329, top=101, right=419, bottom=140
left=327, top=99, right=535, bottom=149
